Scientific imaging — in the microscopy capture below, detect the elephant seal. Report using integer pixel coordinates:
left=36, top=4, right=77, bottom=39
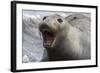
left=39, top=14, right=90, bottom=61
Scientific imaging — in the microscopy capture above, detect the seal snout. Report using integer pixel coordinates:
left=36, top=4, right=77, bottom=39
left=39, top=22, right=56, bottom=48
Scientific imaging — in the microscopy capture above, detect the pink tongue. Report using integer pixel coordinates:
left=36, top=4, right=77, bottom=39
left=45, top=31, right=54, bottom=43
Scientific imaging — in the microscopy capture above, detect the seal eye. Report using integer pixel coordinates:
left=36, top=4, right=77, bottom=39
left=57, top=18, right=63, bottom=23
left=73, top=17, right=77, bottom=19
left=43, top=16, right=47, bottom=20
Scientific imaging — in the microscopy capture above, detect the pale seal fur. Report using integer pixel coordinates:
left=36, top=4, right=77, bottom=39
left=39, top=14, right=90, bottom=61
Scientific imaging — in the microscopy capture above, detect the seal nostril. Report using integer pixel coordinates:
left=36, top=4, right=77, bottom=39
left=39, top=23, right=49, bottom=32
left=57, top=18, right=63, bottom=23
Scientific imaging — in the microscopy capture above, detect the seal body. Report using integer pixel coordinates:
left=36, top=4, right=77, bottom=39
left=39, top=14, right=90, bottom=61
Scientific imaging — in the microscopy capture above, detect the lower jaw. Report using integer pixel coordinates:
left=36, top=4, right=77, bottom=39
left=43, top=43, right=51, bottom=48
left=43, top=38, right=56, bottom=48
left=43, top=40, right=55, bottom=48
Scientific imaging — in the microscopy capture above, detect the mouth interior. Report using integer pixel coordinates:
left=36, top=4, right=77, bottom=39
left=42, top=31, right=55, bottom=47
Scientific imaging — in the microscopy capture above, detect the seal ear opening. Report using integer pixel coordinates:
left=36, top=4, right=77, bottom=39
left=65, top=14, right=90, bottom=23
left=65, top=14, right=90, bottom=32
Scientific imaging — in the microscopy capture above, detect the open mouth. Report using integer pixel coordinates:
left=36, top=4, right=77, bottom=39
left=41, top=30, right=55, bottom=48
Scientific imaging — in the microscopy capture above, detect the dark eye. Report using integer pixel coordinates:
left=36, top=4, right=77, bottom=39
left=57, top=18, right=63, bottom=23
left=43, top=16, right=47, bottom=20
left=73, top=17, right=77, bottom=19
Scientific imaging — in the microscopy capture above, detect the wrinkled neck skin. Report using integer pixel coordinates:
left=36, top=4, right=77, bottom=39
left=46, top=24, right=83, bottom=61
